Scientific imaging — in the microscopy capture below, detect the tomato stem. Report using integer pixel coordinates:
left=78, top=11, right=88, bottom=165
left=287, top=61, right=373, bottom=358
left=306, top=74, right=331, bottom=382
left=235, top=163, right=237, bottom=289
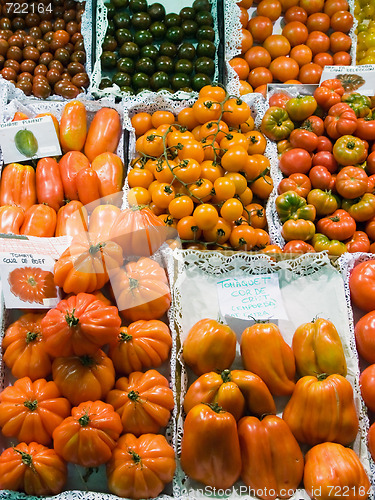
left=128, top=390, right=140, bottom=402
left=129, top=450, right=142, bottom=467
left=79, top=355, right=95, bottom=367
left=13, top=449, right=36, bottom=471
left=79, top=413, right=90, bottom=427
left=206, top=402, right=225, bottom=413
left=24, top=399, right=38, bottom=411
left=317, top=373, right=329, bottom=381
left=27, top=276, right=37, bottom=287
left=221, top=369, right=232, bottom=383
left=65, top=308, right=79, bottom=327
left=26, top=331, right=39, bottom=343
left=119, top=332, right=133, bottom=342
left=129, top=278, right=139, bottom=290
left=89, top=242, right=105, bottom=255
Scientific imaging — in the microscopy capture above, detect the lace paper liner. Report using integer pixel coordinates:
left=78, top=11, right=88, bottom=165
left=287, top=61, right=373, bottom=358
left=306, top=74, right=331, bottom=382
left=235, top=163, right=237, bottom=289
left=223, top=0, right=358, bottom=96
left=170, top=249, right=373, bottom=500
left=0, top=0, right=93, bottom=101
left=90, top=0, right=219, bottom=100
left=0, top=249, right=177, bottom=500
left=338, top=252, right=375, bottom=491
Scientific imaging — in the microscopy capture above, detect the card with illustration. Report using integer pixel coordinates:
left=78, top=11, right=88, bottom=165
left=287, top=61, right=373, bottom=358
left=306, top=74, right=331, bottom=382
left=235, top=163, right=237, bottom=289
left=320, top=65, right=375, bottom=96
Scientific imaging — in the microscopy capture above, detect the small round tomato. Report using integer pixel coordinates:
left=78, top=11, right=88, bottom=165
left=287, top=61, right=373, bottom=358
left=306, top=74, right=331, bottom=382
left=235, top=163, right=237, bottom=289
left=151, top=111, right=175, bottom=129
left=131, top=112, right=152, bottom=136
left=360, top=364, right=375, bottom=412
left=278, top=173, right=311, bottom=198
left=316, top=136, right=333, bottom=152
left=248, top=67, right=273, bottom=89
left=192, top=98, right=222, bottom=124
left=355, top=311, right=375, bottom=364
left=290, top=44, right=313, bottom=66
left=177, top=216, right=202, bottom=240
left=246, top=131, right=267, bottom=155
left=177, top=108, right=200, bottom=130
left=127, top=187, right=151, bottom=206
left=299, top=0, right=324, bottom=15
left=168, top=196, right=194, bottom=219
left=174, top=159, right=201, bottom=184
left=222, top=98, right=251, bottom=127
left=309, top=165, right=334, bottom=190
left=128, top=167, right=154, bottom=189
left=289, top=129, right=318, bottom=152
left=269, top=56, right=299, bottom=82
left=282, top=21, right=309, bottom=47
left=247, top=16, right=273, bottom=43
left=268, top=92, right=290, bottom=109
left=324, top=0, right=349, bottom=16
left=336, top=166, right=368, bottom=199
left=298, top=63, right=322, bottom=84
left=333, top=51, right=351, bottom=65
left=313, top=52, right=334, bottom=67
left=221, top=198, right=244, bottom=222
left=244, top=46, right=271, bottom=70
left=229, top=57, right=250, bottom=80
left=279, top=148, right=312, bottom=176
left=229, top=224, right=257, bottom=250
left=283, top=240, right=315, bottom=253
left=200, top=161, right=224, bottom=183
left=152, top=183, right=175, bottom=209
left=306, top=31, right=330, bottom=55
left=256, top=0, right=282, bottom=21
left=350, top=260, right=375, bottom=312
left=199, top=85, right=227, bottom=102
left=203, top=218, right=232, bottom=244
left=312, top=151, right=338, bottom=173
left=245, top=203, right=267, bottom=228
left=214, top=177, right=236, bottom=201
left=284, top=6, right=308, bottom=23
left=330, top=31, right=351, bottom=53
left=189, top=178, right=213, bottom=203
left=193, top=204, right=219, bottom=230
left=306, top=12, right=330, bottom=32
left=263, top=35, right=291, bottom=59
left=330, top=10, right=353, bottom=33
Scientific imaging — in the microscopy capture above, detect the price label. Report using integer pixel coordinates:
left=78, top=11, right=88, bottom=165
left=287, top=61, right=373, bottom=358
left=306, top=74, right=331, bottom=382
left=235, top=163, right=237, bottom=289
left=320, top=65, right=375, bottom=96
left=217, top=274, right=288, bottom=321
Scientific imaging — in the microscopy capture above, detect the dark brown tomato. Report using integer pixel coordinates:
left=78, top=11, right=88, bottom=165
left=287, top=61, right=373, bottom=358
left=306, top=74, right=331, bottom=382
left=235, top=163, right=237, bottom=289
left=0, top=30, right=13, bottom=41
left=16, top=79, right=32, bottom=95
left=44, top=31, right=54, bottom=43
left=64, top=9, right=76, bottom=22
left=8, top=35, right=23, bottom=48
left=66, top=21, right=79, bottom=35
left=71, top=50, right=86, bottom=64
left=0, top=55, right=4, bottom=70
left=53, top=19, right=66, bottom=31
left=20, top=60, right=36, bottom=73
left=40, top=21, right=53, bottom=34
left=4, top=59, right=20, bottom=73
left=18, top=72, right=33, bottom=82
left=74, top=39, right=85, bottom=51
left=39, top=52, right=53, bottom=66
left=67, top=61, right=85, bottom=76
left=32, top=77, right=51, bottom=98
left=54, top=80, right=80, bottom=98
left=12, top=17, right=25, bottom=30
left=1, top=67, right=17, bottom=80
left=0, top=18, right=11, bottom=30
left=23, top=36, right=36, bottom=47
left=64, top=43, right=74, bottom=55
left=0, top=39, right=9, bottom=57
left=46, top=68, right=61, bottom=85
left=36, top=40, right=50, bottom=53
left=7, top=46, right=23, bottom=62
left=25, top=13, right=40, bottom=28
left=49, top=59, right=64, bottom=72
left=29, top=27, right=42, bottom=39
left=55, top=48, right=70, bottom=65
left=34, top=64, right=48, bottom=76
left=72, top=72, right=89, bottom=88
left=71, top=32, right=83, bottom=45
left=23, top=47, right=40, bottom=62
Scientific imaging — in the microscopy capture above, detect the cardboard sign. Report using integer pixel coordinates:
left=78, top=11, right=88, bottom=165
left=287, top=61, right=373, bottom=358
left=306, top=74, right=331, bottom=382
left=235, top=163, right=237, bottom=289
left=217, top=273, right=288, bottom=321
left=0, top=116, right=61, bottom=163
left=320, top=65, right=375, bottom=96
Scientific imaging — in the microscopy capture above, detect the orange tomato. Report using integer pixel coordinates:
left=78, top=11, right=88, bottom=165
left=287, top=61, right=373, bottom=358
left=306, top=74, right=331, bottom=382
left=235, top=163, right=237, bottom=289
left=269, top=56, right=299, bottom=82
left=248, top=67, right=273, bottom=89
left=131, top=112, right=152, bottom=136
left=263, top=35, right=291, bottom=58
left=177, top=216, right=202, bottom=240
left=229, top=58, right=250, bottom=80
left=290, top=44, right=313, bottom=66
left=244, top=46, right=271, bottom=70
left=193, top=204, right=219, bottom=230
left=246, top=131, right=267, bottom=154
left=84, top=108, right=122, bottom=162
left=151, top=110, right=175, bottom=128
left=177, top=108, right=200, bottom=130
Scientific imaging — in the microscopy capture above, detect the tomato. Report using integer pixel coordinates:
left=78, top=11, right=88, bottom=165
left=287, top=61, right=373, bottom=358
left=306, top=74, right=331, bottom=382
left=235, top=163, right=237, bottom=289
left=177, top=216, right=202, bottom=240
left=330, top=31, right=351, bottom=53
left=343, top=194, right=375, bottom=222
left=279, top=148, right=312, bottom=176
left=350, top=260, right=375, bottom=311
left=0, top=163, right=36, bottom=212
left=284, top=6, right=308, bottom=23
left=248, top=67, right=273, bottom=89
left=312, top=233, right=347, bottom=255
left=200, top=120, right=229, bottom=143
left=229, top=224, right=258, bottom=250
left=245, top=132, right=266, bottom=156
left=0, top=205, right=24, bottom=235
left=257, top=0, right=282, bottom=20
left=307, top=188, right=339, bottom=216
left=244, top=46, right=271, bottom=70
left=20, top=204, right=56, bottom=237
left=366, top=216, right=375, bottom=240
left=53, top=400, right=122, bottom=467
left=290, top=129, right=318, bottom=152
left=84, top=108, right=122, bottom=162
left=300, top=0, right=324, bottom=14
left=282, top=219, right=316, bottom=241
left=324, top=0, right=349, bottom=16
left=356, top=117, right=375, bottom=141
left=59, top=151, right=90, bottom=201
left=369, top=423, right=375, bottom=463
left=282, top=21, right=309, bottom=46
left=221, top=145, right=249, bottom=173
left=317, top=136, right=333, bottom=152
left=317, top=209, right=356, bottom=240
left=107, top=434, right=176, bottom=500
left=324, top=103, right=357, bottom=140
left=214, top=177, right=236, bottom=201
left=360, top=364, right=375, bottom=412
left=192, top=97, right=222, bottom=124
left=313, top=52, right=334, bottom=67
left=251, top=175, right=273, bottom=199
left=278, top=173, right=311, bottom=198
left=0, top=377, right=70, bottom=445
left=268, top=92, right=290, bottom=109
left=283, top=240, right=315, bottom=253
left=263, top=35, right=291, bottom=59
left=331, top=9, right=353, bottom=31
left=151, top=110, right=174, bottom=128
left=248, top=16, right=273, bottom=43
left=193, top=204, right=219, bottom=230
left=59, top=100, right=87, bottom=153
left=333, top=51, right=351, bottom=65
left=229, top=57, right=250, bottom=80
left=131, top=112, right=152, bottom=136
left=36, top=158, right=64, bottom=212
left=55, top=201, right=88, bottom=238
left=245, top=203, right=267, bottom=228
left=285, top=95, right=318, bottom=122
left=306, top=31, right=330, bottom=55
left=333, top=135, right=366, bottom=166
left=314, top=79, right=345, bottom=111
left=298, top=62, right=322, bottom=84
left=7, top=266, right=56, bottom=305
left=306, top=12, right=330, bottom=32
left=312, top=151, right=338, bottom=173
left=269, top=56, right=299, bottom=82
left=290, top=44, right=313, bottom=66
left=189, top=178, right=213, bottom=203
left=346, top=231, right=370, bottom=253
left=239, top=80, right=253, bottom=95
left=261, top=107, right=294, bottom=141
left=41, top=293, right=121, bottom=357
left=223, top=98, right=251, bottom=127
left=199, top=85, right=227, bottom=102
left=336, top=166, right=368, bottom=199
left=355, top=311, right=375, bottom=363
left=220, top=131, right=249, bottom=151
left=309, top=165, right=335, bottom=190
left=76, top=168, right=101, bottom=208
left=0, top=442, right=67, bottom=496
left=180, top=404, right=241, bottom=489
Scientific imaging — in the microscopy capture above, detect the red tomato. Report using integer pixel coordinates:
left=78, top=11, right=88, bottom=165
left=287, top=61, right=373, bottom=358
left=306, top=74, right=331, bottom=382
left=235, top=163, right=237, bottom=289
left=248, top=16, right=273, bottom=43
left=84, top=108, right=122, bottom=162
left=360, top=364, right=375, bottom=412
left=269, top=92, right=290, bottom=108
left=298, top=63, right=322, bottom=84
left=263, top=35, right=291, bottom=58
left=330, top=31, right=351, bottom=53
left=350, top=260, right=375, bottom=312
left=284, top=6, right=308, bottom=23
left=299, top=0, right=324, bottom=14
left=336, top=166, right=368, bottom=199
left=279, top=148, right=312, bottom=176
left=20, top=204, right=57, bottom=237
left=283, top=240, right=315, bottom=253
left=244, top=46, right=271, bottom=69
left=333, top=51, right=351, bottom=65
left=306, top=12, right=330, bottom=32
left=282, top=21, right=309, bottom=46
left=256, top=0, right=282, bottom=21
left=324, top=0, right=349, bottom=16
left=367, top=152, right=375, bottom=175
left=317, top=209, right=356, bottom=241
left=302, top=116, right=325, bottom=136
left=289, top=129, right=318, bottom=152
left=313, top=52, right=334, bottom=67
left=306, top=31, right=330, bottom=55
left=36, top=158, right=64, bottom=212
left=269, top=56, right=299, bottom=82
left=229, top=58, right=250, bottom=80
left=248, top=67, right=272, bottom=88
left=312, top=151, right=338, bottom=173
left=290, top=45, right=313, bottom=66
left=330, top=10, right=353, bottom=32
left=309, top=165, right=335, bottom=190
left=368, top=423, right=375, bottom=462
left=278, top=173, right=311, bottom=198
left=316, top=136, right=333, bottom=152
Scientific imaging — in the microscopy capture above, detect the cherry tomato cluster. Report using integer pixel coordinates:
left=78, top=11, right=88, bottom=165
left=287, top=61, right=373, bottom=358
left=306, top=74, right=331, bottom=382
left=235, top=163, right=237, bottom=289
left=229, top=0, right=354, bottom=96
left=262, top=78, right=375, bottom=255
left=0, top=101, right=124, bottom=238
left=349, top=258, right=375, bottom=466
left=355, top=0, right=375, bottom=64
left=129, top=85, right=277, bottom=252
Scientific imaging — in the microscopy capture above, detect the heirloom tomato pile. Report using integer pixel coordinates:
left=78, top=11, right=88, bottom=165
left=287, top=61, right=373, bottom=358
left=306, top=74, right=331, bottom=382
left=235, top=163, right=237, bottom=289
left=129, top=85, right=278, bottom=252
left=262, top=78, right=375, bottom=255
left=229, top=0, right=353, bottom=96
left=0, top=100, right=125, bottom=238
left=178, top=316, right=371, bottom=498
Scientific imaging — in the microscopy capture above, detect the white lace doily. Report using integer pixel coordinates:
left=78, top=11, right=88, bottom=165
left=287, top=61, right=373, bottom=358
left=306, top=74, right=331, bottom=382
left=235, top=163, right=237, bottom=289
left=90, top=0, right=220, bottom=99
left=170, top=249, right=374, bottom=499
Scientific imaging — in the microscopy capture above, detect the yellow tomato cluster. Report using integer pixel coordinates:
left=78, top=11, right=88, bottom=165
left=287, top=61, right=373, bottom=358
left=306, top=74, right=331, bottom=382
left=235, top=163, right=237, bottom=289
left=356, top=0, right=375, bottom=64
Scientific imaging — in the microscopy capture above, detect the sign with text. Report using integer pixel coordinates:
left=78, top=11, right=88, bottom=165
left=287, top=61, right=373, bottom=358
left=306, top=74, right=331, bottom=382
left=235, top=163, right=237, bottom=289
left=0, top=116, right=61, bottom=163
left=0, top=252, right=60, bottom=308
left=320, top=65, right=375, bottom=95
left=217, top=274, right=288, bottom=321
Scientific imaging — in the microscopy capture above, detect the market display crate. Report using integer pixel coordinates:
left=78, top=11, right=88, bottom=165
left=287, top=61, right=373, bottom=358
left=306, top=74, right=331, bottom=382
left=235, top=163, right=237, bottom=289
left=170, top=249, right=374, bottom=499
left=90, top=0, right=223, bottom=99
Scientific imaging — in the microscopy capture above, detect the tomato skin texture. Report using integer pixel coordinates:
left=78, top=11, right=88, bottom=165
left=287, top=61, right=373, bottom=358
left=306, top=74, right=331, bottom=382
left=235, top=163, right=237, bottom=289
left=184, top=369, right=276, bottom=421
left=304, top=443, right=371, bottom=500
left=0, top=205, right=24, bottom=234
left=292, top=318, right=347, bottom=377
left=52, top=400, right=123, bottom=467
left=283, top=240, right=315, bottom=253
left=346, top=231, right=370, bottom=253
left=36, top=158, right=64, bottom=212
left=107, top=433, right=176, bottom=500
left=183, top=319, right=237, bottom=375
left=302, top=115, right=325, bottom=137
left=41, top=293, right=121, bottom=357
left=241, top=323, right=295, bottom=396
left=238, top=415, right=304, bottom=500
left=8, top=266, right=56, bottom=305
left=279, top=148, right=312, bottom=176
left=336, top=166, right=368, bottom=199
left=180, top=404, right=242, bottom=489
left=260, top=107, right=294, bottom=141
left=110, top=257, right=171, bottom=322
left=20, top=204, right=57, bottom=237
left=324, top=103, right=358, bottom=140
left=278, top=173, right=311, bottom=198
left=0, top=442, right=67, bottom=496
left=342, top=193, right=375, bottom=222
left=52, top=350, right=115, bottom=406
left=283, top=374, right=358, bottom=446
left=289, top=128, right=318, bottom=152
left=0, top=163, right=36, bottom=212
left=349, top=260, right=375, bottom=312
left=3, top=313, right=51, bottom=380
left=109, top=207, right=167, bottom=257
left=76, top=168, right=101, bottom=208
left=0, top=377, right=70, bottom=445
left=59, top=100, right=87, bottom=153
left=59, top=151, right=90, bottom=201
left=55, top=200, right=88, bottom=237
left=312, top=233, right=348, bottom=255
left=317, top=209, right=356, bottom=241
left=282, top=219, right=316, bottom=241
left=54, top=234, right=123, bottom=294
left=84, top=108, right=122, bottom=162
left=312, top=151, right=338, bottom=173
left=108, top=321, right=172, bottom=375
left=307, top=188, right=340, bottom=216
left=355, top=118, right=375, bottom=141
left=355, top=312, right=375, bottom=364
left=313, top=79, right=344, bottom=110
left=91, top=152, right=124, bottom=203
left=276, top=190, right=315, bottom=222
left=285, top=95, right=317, bottom=122
left=269, top=92, right=290, bottom=108
left=333, top=135, right=366, bottom=167
left=106, top=370, right=174, bottom=435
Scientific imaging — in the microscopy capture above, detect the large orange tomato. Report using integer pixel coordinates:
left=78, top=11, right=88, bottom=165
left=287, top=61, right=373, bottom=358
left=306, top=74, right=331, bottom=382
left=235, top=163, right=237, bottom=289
left=20, top=204, right=57, bottom=237
left=8, top=267, right=57, bottom=304
left=84, top=108, right=122, bottom=162
left=59, top=100, right=87, bottom=153
left=55, top=201, right=88, bottom=237
left=0, top=163, right=36, bottom=212
left=91, top=152, right=124, bottom=203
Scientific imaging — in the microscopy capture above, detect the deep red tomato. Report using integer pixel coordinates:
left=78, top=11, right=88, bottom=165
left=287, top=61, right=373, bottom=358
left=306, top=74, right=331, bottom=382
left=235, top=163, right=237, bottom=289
left=360, top=364, right=375, bottom=412
left=283, top=240, right=316, bottom=253
left=313, top=79, right=344, bottom=110
left=302, top=116, right=325, bottom=136
left=269, top=92, right=290, bottom=108
left=324, top=103, right=357, bottom=140
left=355, top=118, right=375, bottom=142
left=289, top=129, right=318, bottom=152
left=336, top=166, right=368, bottom=199
left=279, top=148, right=312, bottom=176
left=312, top=151, right=338, bottom=173
left=284, top=6, right=308, bottom=23
left=309, top=165, right=335, bottom=190
left=345, top=231, right=370, bottom=253
left=368, top=152, right=375, bottom=175
left=316, top=209, right=356, bottom=241
left=350, top=260, right=375, bottom=311
left=330, top=31, right=352, bottom=53
left=316, top=136, right=333, bottom=152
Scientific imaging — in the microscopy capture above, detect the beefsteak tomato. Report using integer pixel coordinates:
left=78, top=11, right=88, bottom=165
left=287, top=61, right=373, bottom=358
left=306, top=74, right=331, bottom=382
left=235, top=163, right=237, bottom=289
left=8, top=267, right=56, bottom=304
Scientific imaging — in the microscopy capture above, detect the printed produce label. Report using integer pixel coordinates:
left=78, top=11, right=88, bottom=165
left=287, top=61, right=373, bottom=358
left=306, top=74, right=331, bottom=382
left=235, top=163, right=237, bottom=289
left=0, top=116, right=61, bottom=163
left=217, top=273, right=288, bottom=321
left=320, top=65, right=375, bottom=96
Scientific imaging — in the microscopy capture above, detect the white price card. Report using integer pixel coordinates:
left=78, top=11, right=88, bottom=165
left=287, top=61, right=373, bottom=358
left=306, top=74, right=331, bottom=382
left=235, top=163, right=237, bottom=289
left=320, top=65, right=375, bottom=96
left=0, top=116, right=61, bottom=164
left=0, top=252, right=60, bottom=309
left=217, top=274, right=288, bottom=321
